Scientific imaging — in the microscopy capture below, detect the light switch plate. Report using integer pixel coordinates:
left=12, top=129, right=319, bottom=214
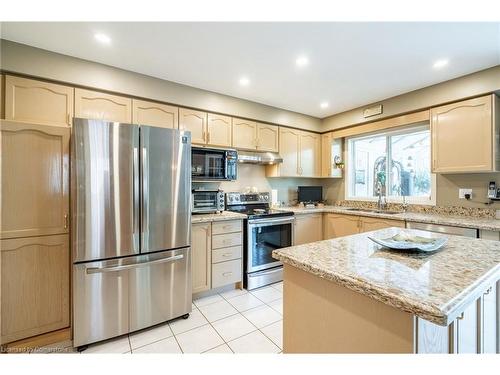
left=459, top=188, right=473, bottom=199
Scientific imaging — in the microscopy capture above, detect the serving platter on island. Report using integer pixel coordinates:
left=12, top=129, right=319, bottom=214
left=368, top=231, right=448, bottom=253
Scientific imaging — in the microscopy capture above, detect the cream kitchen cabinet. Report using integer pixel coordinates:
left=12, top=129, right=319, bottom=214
left=324, top=213, right=360, bottom=239
left=267, top=127, right=320, bottom=177
left=1, top=234, right=70, bottom=344
left=179, top=108, right=207, bottom=145
left=0, top=74, right=4, bottom=119
left=75, top=88, right=132, bottom=123
left=256, top=123, right=279, bottom=152
left=232, top=118, right=257, bottom=150
left=1, top=121, right=70, bottom=239
left=207, top=113, right=232, bottom=147
left=359, top=216, right=405, bottom=233
left=132, top=99, right=178, bottom=128
left=321, top=133, right=343, bottom=178
left=431, top=94, right=499, bottom=173
left=192, top=222, right=212, bottom=294
left=4, top=75, right=74, bottom=127
left=211, top=220, right=243, bottom=289
left=294, top=214, right=323, bottom=245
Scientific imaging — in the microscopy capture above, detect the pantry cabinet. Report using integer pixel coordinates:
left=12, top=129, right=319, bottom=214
left=1, top=234, right=70, bottom=344
left=132, top=99, right=178, bottom=128
left=191, top=222, right=212, bottom=294
left=75, top=88, right=132, bottom=123
left=294, top=214, right=323, bottom=245
left=1, top=121, right=70, bottom=239
left=256, top=123, right=279, bottom=152
left=207, top=113, right=232, bottom=147
left=4, top=75, right=74, bottom=127
left=179, top=108, right=207, bottom=145
left=267, top=127, right=320, bottom=177
left=431, top=94, right=498, bottom=173
left=232, top=118, right=257, bottom=150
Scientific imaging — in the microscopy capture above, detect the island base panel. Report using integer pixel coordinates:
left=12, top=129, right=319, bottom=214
left=283, top=265, right=415, bottom=353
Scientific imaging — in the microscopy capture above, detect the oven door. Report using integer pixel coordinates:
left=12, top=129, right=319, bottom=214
left=192, top=148, right=227, bottom=181
left=247, top=216, right=294, bottom=273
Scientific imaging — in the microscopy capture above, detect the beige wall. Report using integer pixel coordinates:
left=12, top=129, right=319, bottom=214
left=322, top=65, right=500, bottom=131
left=0, top=39, right=322, bottom=132
left=193, top=164, right=327, bottom=205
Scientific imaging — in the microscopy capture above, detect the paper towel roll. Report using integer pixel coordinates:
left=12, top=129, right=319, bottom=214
left=271, top=189, right=278, bottom=207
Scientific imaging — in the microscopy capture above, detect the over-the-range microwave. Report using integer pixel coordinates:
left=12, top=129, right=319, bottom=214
left=191, top=147, right=237, bottom=181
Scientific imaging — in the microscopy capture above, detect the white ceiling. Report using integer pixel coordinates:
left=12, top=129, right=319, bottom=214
left=1, top=22, right=499, bottom=118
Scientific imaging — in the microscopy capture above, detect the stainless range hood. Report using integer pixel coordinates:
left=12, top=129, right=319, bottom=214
left=237, top=151, right=283, bottom=165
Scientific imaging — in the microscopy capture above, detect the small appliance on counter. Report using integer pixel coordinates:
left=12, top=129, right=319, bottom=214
left=191, top=147, right=237, bottom=181
left=192, top=189, right=225, bottom=214
left=298, top=186, right=323, bottom=208
left=225, top=191, right=294, bottom=290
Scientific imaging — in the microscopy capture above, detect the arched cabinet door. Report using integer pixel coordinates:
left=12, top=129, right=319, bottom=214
left=132, top=99, right=178, bottom=128
left=232, top=118, right=257, bottom=150
left=1, top=121, right=69, bottom=239
left=75, top=88, right=132, bottom=123
left=179, top=108, right=207, bottom=145
left=207, top=113, right=232, bottom=147
left=256, top=123, right=279, bottom=152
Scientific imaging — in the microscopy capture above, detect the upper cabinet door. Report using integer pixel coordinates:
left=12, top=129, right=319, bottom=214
left=299, top=131, right=321, bottom=177
left=207, top=113, right=232, bottom=147
left=75, top=88, right=132, bottom=123
left=132, top=99, right=178, bottom=128
left=232, top=118, right=257, bottom=150
left=321, top=133, right=332, bottom=177
left=1, top=121, right=70, bottom=239
left=278, top=127, right=300, bottom=177
left=5, top=75, right=74, bottom=127
left=179, top=108, right=207, bottom=145
left=257, top=123, right=279, bottom=152
left=431, top=95, right=493, bottom=173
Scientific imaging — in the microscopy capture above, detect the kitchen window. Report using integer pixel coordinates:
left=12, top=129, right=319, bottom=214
left=346, top=124, right=435, bottom=205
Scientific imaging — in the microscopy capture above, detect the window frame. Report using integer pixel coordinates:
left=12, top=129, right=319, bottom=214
left=345, top=123, right=436, bottom=206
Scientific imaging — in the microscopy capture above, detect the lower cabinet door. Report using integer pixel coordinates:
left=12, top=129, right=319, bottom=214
left=482, top=283, right=498, bottom=353
left=192, top=222, right=212, bottom=294
left=1, top=235, right=70, bottom=344
left=359, top=217, right=405, bottom=233
left=324, top=214, right=359, bottom=239
left=456, top=301, right=479, bottom=353
left=294, top=214, right=323, bottom=245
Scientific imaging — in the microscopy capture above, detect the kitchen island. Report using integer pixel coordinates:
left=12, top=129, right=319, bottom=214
left=273, top=228, right=500, bottom=353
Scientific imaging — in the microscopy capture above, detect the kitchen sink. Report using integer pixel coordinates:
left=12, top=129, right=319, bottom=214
left=343, top=208, right=401, bottom=215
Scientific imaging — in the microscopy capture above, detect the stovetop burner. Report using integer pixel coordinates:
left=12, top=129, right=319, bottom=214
left=225, top=191, right=294, bottom=219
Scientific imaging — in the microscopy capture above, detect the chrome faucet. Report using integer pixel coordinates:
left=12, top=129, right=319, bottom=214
left=377, top=184, right=387, bottom=210
left=401, top=195, right=409, bottom=212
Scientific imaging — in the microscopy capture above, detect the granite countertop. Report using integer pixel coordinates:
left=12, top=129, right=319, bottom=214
left=273, top=227, right=500, bottom=326
left=279, top=205, right=500, bottom=231
left=191, top=211, right=247, bottom=223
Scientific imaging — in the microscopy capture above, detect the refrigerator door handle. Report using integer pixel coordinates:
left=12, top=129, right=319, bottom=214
left=142, top=146, right=149, bottom=240
left=133, top=146, right=140, bottom=251
left=86, top=254, right=184, bottom=274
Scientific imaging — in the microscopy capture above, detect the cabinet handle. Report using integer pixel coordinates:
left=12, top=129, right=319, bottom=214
left=67, top=114, right=71, bottom=126
left=456, top=312, right=465, bottom=320
left=64, top=214, right=69, bottom=229
left=222, top=272, right=233, bottom=277
left=484, top=287, right=492, bottom=295
left=207, top=131, right=210, bottom=143
left=202, top=131, right=206, bottom=142
left=222, top=253, right=232, bottom=257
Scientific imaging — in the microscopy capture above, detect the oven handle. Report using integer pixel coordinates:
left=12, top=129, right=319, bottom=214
left=248, top=217, right=295, bottom=227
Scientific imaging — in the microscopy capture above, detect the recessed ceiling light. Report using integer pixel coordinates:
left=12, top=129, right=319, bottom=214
left=320, top=102, right=329, bottom=109
left=94, top=33, right=111, bottom=45
left=433, top=59, right=449, bottom=69
left=239, top=77, right=250, bottom=86
left=296, top=56, right=309, bottom=67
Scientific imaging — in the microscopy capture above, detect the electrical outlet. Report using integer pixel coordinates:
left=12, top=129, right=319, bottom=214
left=459, top=188, right=472, bottom=199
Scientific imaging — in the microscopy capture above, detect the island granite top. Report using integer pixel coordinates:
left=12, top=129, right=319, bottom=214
left=273, top=227, right=500, bottom=326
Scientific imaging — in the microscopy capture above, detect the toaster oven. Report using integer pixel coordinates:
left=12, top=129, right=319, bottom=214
left=192, top=189, right=225, bottom=214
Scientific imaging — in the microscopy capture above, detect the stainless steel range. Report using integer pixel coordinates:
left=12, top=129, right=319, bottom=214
left=225, top=192, right=294, bottom=290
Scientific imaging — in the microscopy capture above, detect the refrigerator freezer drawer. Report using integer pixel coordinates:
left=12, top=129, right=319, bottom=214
left=73, top=248, right=191, bottom=347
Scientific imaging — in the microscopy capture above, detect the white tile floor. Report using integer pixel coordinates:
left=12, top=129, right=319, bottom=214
left=41, top=282, right=283, bottom=354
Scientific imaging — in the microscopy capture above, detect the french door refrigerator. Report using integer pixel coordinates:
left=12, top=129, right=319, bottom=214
left=71, top=118, right=191, bottom=348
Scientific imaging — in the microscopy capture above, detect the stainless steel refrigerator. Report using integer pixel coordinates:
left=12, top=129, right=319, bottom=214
left=71, top=118, right=192, bottom=348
